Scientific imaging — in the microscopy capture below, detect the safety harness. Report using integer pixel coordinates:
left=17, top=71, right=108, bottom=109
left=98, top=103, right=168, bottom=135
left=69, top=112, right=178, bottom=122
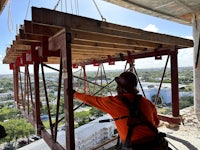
left=116, top=94, right=169, bottom=149
left=123, top=94, right=142, bottom=146
left=99, top=94, right=170, bottom=149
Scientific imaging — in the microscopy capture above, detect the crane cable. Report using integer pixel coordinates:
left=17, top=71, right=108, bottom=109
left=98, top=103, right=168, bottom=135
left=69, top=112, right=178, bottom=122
left=54, top=0, right=61, bottom=10
left=25, top=0, right=30, bottom=19
left=75, top=0, right=79, bottom=15
left=7, top=0, right=14, bottom=33
left=92, top=0, right=106, bottom=21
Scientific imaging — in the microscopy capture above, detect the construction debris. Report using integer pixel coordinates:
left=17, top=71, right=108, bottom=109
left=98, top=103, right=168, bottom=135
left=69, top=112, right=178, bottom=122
left=159, top=106, right=200, bottom=150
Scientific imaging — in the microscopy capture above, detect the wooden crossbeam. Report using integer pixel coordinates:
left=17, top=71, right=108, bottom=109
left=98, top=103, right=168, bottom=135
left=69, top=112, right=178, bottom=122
left=32, top=7, right=193, bottom=48
left=24, top=20, right=63, bottom=36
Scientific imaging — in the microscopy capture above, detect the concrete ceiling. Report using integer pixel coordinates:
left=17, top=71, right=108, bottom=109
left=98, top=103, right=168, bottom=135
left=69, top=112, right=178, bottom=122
left=104, top=0, right=200, bottom=25
left=1, top=0, right=200, bottom=25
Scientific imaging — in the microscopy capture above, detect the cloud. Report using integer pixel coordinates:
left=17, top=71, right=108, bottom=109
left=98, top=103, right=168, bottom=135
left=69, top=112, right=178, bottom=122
left=143, top=24, right=159, bottom=32
left=135, top=56, right=169, bottom=69
left=177, top=36, right=193, bottom=67
left=178, top=48, right=193, bottom=67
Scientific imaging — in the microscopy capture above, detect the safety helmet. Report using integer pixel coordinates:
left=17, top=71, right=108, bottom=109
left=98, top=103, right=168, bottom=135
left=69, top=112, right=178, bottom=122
left=115, top=71, right=137, bottom=92
left=0, top=124, right=7, bottom=138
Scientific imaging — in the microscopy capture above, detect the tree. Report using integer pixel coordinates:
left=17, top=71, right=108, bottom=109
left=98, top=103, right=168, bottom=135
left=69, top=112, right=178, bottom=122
left=0, top=119, right=34, bottom=144
left=74, top=110, right=90, bottom=126
left=0, top=107, right=19, bottom=122
left=89, top=107, right=105, bottom=118
left=180, top=96, right=193, bottom=109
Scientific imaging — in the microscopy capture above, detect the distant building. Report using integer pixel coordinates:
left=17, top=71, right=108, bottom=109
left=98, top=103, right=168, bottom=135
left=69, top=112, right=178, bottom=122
left=18, top=115, right=116, bottom=150
left=75, top=115, right=116, bottom=150
left=0, top=92, right=14, bottom=102
left=138, top=82, right=193, bottom=104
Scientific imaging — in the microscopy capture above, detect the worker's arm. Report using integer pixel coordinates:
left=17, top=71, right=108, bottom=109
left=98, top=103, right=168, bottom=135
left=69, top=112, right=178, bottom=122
left=73, top=91, right=118, bottom=114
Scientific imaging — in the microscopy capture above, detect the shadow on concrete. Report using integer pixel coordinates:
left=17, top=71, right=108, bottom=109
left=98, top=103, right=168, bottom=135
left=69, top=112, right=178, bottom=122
left=167, top=134, right=198, bottom=150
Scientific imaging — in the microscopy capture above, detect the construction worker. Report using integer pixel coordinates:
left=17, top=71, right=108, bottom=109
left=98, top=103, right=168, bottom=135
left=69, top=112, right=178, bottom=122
left=0, top=124, right=7, bottom=139
left=73, top=71, right=166, bottom=149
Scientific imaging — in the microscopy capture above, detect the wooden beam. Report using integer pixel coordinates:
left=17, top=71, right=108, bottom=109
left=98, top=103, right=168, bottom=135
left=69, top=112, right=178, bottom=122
left=62, top=31, right=75, bottom=150
left=71, top=40, right=147, bottom=51
left=24, top=20, right=63, bottom=36
left=16, top=35, right=41, bottom=46
left=72, top=30, right=159, bottom=48
left=41, top=130, right=65, bottom=150
left=158, top=114, right=182, bottom=124
left=11, top=44, right=30, bottom=50
left=19, top=29, right=43, bottom=42
left=32, top=7, right=193, bottom=48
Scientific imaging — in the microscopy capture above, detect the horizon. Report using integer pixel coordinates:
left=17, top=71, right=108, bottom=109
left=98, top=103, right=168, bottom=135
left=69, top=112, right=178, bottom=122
left=0, top=66, right=193, bottom=76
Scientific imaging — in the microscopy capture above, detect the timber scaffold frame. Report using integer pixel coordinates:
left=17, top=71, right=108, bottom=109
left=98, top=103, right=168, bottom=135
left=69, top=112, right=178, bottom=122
left=3, top=7, right=193, bottom=150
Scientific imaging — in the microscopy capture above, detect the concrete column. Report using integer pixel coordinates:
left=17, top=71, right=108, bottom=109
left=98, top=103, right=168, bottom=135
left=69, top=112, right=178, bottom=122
left=192, top=13, right=200, bottom=121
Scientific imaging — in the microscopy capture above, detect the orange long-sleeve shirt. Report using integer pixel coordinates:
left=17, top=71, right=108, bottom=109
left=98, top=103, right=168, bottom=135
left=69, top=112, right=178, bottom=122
left=74, top=92, right=159, bottom=144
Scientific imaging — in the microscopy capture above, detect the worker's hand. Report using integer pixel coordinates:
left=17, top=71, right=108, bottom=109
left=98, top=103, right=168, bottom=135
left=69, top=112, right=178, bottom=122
left=72, top=89, right=76, bottom=96
left=68, top=89, right=76, bottom=96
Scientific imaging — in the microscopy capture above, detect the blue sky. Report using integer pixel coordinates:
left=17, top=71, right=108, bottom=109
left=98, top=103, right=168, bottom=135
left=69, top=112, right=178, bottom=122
left=0, top=0, right=193, bottom=74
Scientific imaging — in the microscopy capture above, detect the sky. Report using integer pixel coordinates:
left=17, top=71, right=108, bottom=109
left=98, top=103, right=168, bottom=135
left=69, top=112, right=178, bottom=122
left=0, top=0, right=194, bottom=74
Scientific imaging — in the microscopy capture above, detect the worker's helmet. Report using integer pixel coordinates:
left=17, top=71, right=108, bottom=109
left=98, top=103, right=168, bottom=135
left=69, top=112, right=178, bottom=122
left=0, top=124, right=7, bottom=138
left=115, top=71, right=138, bottom=92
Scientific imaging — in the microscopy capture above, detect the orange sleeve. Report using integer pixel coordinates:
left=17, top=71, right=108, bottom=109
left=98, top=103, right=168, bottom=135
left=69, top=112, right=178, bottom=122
left=73, top=91, right=122, bottom=115
left=74, top=92, right=159, bottom=143
left=74, top=92, right=131, bottom=142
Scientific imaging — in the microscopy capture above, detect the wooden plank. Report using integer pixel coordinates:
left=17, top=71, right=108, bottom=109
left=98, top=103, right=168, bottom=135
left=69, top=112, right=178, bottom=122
left=71, top=40, right=147, bottom=51
left=41, top=130, right=65, bottom=150
left=71, top=26, right=192, bottom=48
left=72, top=49, right=116, bottom=55
left=48, top=30, right=153, bottom=52
left=24, top=20, right=63, bottom=36
left=30, top=6, right=149, bottom=39
left=11, top=44, right=30, bottom=50
left=72, top=30, right=159, bottom=48
left=32, top=7, right=193, bottom=48
left=16, top=35, right=41, bottom=46
left=19, top=29, right=43, bottom=42
left=48, top=29, right=66, bottom=51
